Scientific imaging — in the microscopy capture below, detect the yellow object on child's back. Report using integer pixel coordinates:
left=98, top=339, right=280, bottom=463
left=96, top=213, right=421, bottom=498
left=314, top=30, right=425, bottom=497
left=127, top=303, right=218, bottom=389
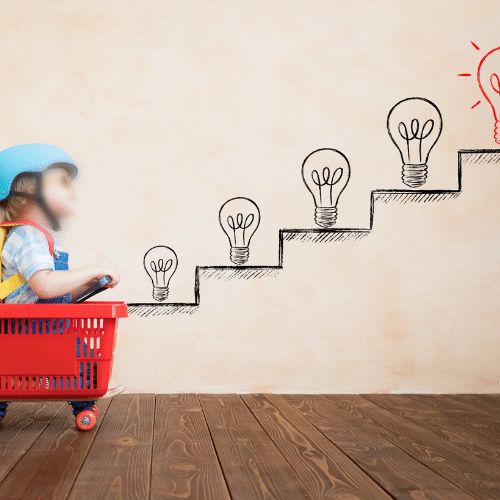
left=0, top=224, right=26, bottom=300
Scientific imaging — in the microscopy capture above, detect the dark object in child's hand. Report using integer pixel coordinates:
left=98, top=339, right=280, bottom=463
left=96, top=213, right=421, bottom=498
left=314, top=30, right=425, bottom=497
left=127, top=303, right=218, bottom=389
left=73, top=275, right=112, bottom=303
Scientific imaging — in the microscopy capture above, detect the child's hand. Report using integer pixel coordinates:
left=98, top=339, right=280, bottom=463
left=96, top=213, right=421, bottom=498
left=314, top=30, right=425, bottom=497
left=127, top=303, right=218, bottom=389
left=92, top=268, right=120, bottom=288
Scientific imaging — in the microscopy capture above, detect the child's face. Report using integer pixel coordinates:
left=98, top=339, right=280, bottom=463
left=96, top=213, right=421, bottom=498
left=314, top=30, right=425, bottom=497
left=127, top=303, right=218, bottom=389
left=43, top=166, right=77, bottom=219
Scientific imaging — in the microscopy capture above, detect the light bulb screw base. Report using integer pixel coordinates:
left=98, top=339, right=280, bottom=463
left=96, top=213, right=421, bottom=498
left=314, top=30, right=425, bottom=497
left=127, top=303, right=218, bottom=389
left=152, top=286, right=169, bottom=302
left=402, top=163, right=428, bottom=188
left=314, top=207, right=337, bottom=228
left=494, top=121, right=500, bottom=145
left=230, top=246, right=249, bottom=265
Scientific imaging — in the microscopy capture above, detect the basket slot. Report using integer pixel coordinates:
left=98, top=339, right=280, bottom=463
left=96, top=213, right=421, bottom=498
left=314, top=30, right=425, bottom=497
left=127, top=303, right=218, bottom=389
left=75, top=362, right=100, bottom=390
left=79, top=362, right=83, bottom=389
left=1, top=318, right=71, bottom=335
left=2, top=375, right=83, bottom=392
left=76, top=330, right=104, bottom=360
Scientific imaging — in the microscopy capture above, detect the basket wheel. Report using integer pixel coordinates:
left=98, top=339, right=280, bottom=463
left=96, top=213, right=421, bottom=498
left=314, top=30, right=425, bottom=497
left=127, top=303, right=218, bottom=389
left=90, top=405, right=99, bottom=417
left=75, top=410, right=97, bottom=431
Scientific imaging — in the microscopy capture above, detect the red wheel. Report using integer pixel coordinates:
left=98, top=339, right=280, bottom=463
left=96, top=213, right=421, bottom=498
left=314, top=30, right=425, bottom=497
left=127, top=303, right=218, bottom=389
left=75, top=410, right=97, bottom=431
left=90, top=405, right=99, bottom=417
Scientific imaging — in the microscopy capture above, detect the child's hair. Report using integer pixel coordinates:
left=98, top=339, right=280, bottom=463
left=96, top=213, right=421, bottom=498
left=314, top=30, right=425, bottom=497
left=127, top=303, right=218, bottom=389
left=0, top=174, right=37, bottom=223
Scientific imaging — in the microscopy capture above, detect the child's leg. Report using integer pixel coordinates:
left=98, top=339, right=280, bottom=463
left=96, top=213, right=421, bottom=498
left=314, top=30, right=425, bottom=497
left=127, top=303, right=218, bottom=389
left=0, top=402, right=9, bottom=421
left=69, top=401, right=96, bottom=416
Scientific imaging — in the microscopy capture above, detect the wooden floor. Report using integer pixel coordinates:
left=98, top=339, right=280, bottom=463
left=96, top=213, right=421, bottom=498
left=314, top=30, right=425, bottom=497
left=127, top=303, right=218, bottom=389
left=0, top=395, right=499, bottom=499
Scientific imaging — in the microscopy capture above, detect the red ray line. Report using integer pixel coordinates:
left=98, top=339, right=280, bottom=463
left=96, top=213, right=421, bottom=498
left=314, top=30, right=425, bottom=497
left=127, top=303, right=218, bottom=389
left=471, top=100, right=481, bottom=109
left=471, top=41, right=480, bottom=51
left=457, top=73, right=472, bottom=76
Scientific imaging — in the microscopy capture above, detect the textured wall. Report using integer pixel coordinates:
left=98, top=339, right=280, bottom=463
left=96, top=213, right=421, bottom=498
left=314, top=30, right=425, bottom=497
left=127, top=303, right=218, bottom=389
left=118, top=153, right=500, bottom=393
left=1, top=1, right=499, bottom=392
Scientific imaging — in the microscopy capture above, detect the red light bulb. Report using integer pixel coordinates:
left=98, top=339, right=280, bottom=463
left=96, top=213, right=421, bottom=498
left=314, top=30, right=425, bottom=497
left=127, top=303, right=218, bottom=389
left=477, top=46, right=500, bottom=144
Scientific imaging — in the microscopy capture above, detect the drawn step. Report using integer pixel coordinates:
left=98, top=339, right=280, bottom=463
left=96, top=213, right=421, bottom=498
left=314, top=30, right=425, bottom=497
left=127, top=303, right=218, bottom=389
left=461, top=149, right=500, bottom=166
left=199, top=266, right=280, bottom=281
left=127, top=303, right=199, bottom=317
left=282, top=230, right=370, bottom=244
left=374, top=191, right=460, bottom=204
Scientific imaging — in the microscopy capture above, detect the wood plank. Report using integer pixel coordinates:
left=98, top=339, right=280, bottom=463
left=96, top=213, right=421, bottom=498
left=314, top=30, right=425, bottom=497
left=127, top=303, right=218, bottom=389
left=69, top=394, right=155, bottom=500
left=243, top=394, right=389, bottom=499
left=365, top=395, right=500, bottom=467
left=324, top=395, right=500, bottom=499
left=199, top=394, right=310, bottom=500
left=0, top=402, right=64, bottom=482
left=285, top=395, right=471, bottom=500
left=446, top=395, right=500, bottom=421
left=458, top=395, right=500, bottom=414
left=151, top=394, right=230, bottom=499
left=0, top=399, right=111, bottom=500
left=419, top=395, right=500, bottom=440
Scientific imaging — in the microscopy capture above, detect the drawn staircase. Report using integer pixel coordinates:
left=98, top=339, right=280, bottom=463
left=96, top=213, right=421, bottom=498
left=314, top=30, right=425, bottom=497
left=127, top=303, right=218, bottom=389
left=128, top=149, right=499, bottom=317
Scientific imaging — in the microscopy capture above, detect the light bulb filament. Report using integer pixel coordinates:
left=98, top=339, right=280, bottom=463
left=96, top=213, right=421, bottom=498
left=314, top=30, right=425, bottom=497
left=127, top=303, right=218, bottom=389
left=310, top=167, right=343, bottom=205
left=150, top=258, right=173, bottom=285
left=491, top=73, right=500, bottom=94
left=398, top=118, right=435, bottom=164
left=227, top=212, right=255, bottom=246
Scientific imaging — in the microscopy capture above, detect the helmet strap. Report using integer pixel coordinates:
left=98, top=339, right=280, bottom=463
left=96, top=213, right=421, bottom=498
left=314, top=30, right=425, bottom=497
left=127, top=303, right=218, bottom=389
left=9, top=173, right=61, bottom=231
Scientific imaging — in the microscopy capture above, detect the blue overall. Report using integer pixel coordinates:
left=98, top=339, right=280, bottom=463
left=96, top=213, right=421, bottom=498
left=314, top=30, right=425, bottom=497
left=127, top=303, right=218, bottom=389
left=0, top=249, right=95, bottom=420
left=37, top=249, right=72, bottom=304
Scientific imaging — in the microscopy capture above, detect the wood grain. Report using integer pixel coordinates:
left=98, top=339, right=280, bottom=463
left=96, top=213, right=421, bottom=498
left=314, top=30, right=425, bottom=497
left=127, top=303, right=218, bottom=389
left=0, top=399, right=111, bottom=500
left=325, top=395, right=500, bottom=499
left=0, top=402, right=64, bottom=482
left=2, top=395, right=500, bottom=499
left=364, top=394, right=500, bottom=467
left=69, top=394, right=155, bottom=500
left=458, top=395, right=500, bottom=414
left=285, top=395, right=471, bottom=500
left=199, top=394, right=311, bottom=500
left=151, top=394, right=230, bottom=499
left=414, top=395, right=500, bottom=440
left=243, top=394, right=389, bottom=499
left=442, top=395, right=500, bottom=424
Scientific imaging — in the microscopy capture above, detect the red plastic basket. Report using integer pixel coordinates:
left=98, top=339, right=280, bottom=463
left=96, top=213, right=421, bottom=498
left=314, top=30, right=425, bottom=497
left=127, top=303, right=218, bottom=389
left=0, top=302, right=127, bottom=401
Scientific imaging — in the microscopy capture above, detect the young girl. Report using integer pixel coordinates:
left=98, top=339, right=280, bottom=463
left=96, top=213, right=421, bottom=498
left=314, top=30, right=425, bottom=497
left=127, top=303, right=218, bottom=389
left=0, top=143, right=119, bottom=303
left=0, top=144, right=120, bottom=423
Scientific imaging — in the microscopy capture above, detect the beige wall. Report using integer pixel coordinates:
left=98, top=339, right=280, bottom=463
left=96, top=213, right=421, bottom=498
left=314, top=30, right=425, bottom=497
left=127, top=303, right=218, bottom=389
left=1, top=1, right=499, bottom=392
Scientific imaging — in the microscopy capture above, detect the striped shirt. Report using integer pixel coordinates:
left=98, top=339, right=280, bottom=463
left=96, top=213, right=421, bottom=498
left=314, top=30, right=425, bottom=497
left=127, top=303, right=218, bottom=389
left=2, top=225, right=61, bottom=303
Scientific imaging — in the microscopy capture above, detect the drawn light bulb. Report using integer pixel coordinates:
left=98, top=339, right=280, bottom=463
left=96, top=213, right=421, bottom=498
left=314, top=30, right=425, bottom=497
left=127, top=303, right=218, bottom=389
left=477, top=46, right=500, bottom=144
left=387, top=97, right=443, bottom=188
left=219, top=197, right=260, bottom=265
left=302, top=148, right=350, bottom=228
left=143, top=246, right=178, bottom=302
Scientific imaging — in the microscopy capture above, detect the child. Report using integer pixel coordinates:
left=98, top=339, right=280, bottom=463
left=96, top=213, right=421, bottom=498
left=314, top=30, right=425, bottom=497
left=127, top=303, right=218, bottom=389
left=0, top=143, right=119, bottom=422
left=0, top=143, right=119, bottom=303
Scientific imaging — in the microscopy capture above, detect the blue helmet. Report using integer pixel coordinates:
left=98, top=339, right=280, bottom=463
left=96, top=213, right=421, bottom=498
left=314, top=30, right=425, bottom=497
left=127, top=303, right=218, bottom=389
left=0, top=143, right=77, bottom=202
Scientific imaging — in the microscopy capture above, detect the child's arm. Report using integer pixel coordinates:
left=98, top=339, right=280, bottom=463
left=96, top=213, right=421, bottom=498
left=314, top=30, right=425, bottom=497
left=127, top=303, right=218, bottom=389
left=29, top=267, right=119, bottom=300
left=69, top=273, right=119, bottom=300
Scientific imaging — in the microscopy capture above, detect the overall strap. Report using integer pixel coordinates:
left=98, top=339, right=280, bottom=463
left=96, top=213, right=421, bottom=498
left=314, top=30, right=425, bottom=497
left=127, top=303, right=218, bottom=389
left=0, top=219, right=55, bottom=300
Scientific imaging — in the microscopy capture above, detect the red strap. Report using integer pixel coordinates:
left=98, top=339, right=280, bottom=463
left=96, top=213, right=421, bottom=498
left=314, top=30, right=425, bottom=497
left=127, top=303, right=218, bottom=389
left=0, top=219, right=55, bottom=256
